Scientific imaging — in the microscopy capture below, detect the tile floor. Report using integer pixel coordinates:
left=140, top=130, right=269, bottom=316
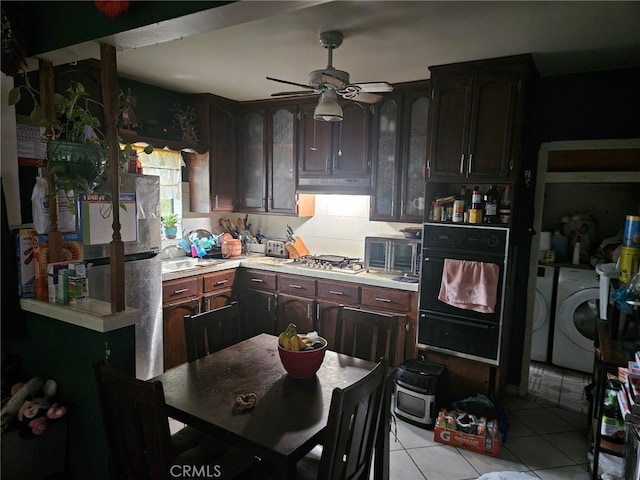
left=387, top=362, right=594, bottom=480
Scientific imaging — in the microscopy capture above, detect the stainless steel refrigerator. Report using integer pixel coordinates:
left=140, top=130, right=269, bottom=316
left=82, top=173, right=163, bottom=379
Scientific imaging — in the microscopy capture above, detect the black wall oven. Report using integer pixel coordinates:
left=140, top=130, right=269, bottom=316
left=418, top=224, right=509, bottom=365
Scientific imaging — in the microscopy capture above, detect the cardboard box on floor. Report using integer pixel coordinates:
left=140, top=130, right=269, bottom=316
left=433, top=409, right=500, bottom=457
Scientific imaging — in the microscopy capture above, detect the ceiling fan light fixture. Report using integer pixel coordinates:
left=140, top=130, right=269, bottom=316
left=314, top=89, right=343, bottom=122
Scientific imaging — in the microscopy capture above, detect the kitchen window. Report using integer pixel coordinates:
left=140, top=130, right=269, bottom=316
left=134, top=147, right=185, bottom=233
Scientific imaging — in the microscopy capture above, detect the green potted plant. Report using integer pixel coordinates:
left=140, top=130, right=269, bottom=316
left=161, top=213, right=180, bottom=239
left=8, top=77, right=152, bottom=205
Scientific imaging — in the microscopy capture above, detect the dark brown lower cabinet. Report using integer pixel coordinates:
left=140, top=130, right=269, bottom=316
left=163, top=296, right=200, bottom=370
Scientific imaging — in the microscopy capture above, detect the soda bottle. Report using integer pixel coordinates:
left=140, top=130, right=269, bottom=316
left=483, top=185, right=499, bottom=224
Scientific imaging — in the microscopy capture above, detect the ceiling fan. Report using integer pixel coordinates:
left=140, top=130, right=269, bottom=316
left=267, top=30, right=393, bottom=121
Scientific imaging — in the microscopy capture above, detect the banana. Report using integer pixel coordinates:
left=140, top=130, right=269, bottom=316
left=281, top=333, right=292, bottom=350
left=278, top=325, right=293, bottom=347
left=278, top=330, right=288, bottom=347
left=298, top=335, right=310, bottom=350
left=290, top=334, right=300, bottom=351
left=279, top=323, right=298, bottom=350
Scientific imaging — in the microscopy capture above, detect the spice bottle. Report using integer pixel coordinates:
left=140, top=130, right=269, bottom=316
left=483, top=185, right=499, bottom=224
left=452, top=199, right=464, bottom=223
left=460, top=185, right=470, bottom=211
left=469, top=186, right=483, bottom=224
left=432, top=200, right=441, bottom=222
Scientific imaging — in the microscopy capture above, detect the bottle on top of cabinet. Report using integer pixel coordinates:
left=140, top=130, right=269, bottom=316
left=469, top=186, right=483, bottom=224
left=483, top=185, right=499, bottom=224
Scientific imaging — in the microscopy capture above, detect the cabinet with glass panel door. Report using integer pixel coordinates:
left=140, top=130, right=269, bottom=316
left=237, top=102, right=314, bottom=216
left=370, top=81, right=430, bottom=222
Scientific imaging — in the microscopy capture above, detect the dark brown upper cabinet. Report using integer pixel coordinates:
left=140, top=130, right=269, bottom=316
left=370, top=81, right=430, bottom=222
left=185, top=93, right=236, bottom=212
left=297, top=100, right=371, bottom=194
left=237, top=106, right=268, bottom=212
left=427, top=55, right=535, bottom=183
left=236, top=101, right=313, bottom=216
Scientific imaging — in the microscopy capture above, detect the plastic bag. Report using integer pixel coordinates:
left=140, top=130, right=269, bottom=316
left=611, top=270, right=640, bottom=313
left=451, top=394, right=510, bottom=443
left=31, top=178, right=76, bottom=234
left=31, top=177, right=50, bottom=234
left=588, top=451, right=625, bottom=480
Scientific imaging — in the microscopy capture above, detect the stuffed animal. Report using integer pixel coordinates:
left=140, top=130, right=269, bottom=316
left=0, top=377, right=66, bottom=438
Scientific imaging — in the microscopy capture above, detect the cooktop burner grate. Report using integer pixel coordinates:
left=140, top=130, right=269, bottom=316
left=291, top=255, right=364, bottom=273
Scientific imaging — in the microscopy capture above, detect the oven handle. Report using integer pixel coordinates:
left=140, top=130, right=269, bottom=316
left=421, top=313, right=497, bottom=330
left=423, top=254, right=505, bottom=264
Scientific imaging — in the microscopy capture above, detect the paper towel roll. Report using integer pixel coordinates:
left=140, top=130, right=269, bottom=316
left=539, top=231, right=551, bottom=251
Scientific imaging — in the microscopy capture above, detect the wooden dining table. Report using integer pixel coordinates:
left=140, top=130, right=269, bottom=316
left=152, top=333, right=376, bottom=478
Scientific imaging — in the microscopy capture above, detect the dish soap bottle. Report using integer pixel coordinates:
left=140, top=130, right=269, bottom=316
left=551, top=230, right=569, bottom=262
left=572, top=235, right=582, bottom=265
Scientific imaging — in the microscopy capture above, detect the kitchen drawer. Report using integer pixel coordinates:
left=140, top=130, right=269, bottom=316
left=360, top=285, right=413, bottom=313
left=203, top=270, right=236, bottom=293
left=163, top=277, right=199, bottom=302
left=279, top=274, right=316, bottom=296
left=317, top=280, right=359, bottom=304
left=240, top=269, right=277, bottom=292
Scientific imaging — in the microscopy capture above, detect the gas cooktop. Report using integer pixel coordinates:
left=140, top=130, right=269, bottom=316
left=290, top=255, right=364, bottom=274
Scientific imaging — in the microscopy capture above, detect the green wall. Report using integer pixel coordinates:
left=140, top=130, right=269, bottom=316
left=2, top=312, right=135, bottom=480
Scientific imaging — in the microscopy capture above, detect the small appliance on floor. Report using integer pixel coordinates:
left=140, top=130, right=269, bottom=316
left=394, top=358, right=446, bottom=429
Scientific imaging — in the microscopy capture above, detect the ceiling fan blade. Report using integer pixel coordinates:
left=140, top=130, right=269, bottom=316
left=266, top=76, right=314, bottom=90
left=351, top=92, right=383, bottom=104
left=271, top=90, right=317, bottom=97
left=321, top=73, right=347, bottom=90
left=351, top=82, right=394, bottom=93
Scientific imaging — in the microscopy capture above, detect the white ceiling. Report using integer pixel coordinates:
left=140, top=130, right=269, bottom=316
left=36, top=1, right=640, bottom=102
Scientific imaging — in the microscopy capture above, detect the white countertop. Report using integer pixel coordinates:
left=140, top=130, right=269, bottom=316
left=19, top=298, right=142, bottom=333
left=162, top=255, right=420, bottom=292
left=20, top=255, right=419, bottom=333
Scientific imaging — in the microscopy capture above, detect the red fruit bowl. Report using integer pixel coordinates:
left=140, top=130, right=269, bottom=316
left=278, top=337, right=328, bottom=379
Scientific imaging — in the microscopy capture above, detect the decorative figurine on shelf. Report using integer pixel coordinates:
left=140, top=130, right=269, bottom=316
left=172, top=104, right=199, bottom=144
left=118, top=88, right=139, bottom=134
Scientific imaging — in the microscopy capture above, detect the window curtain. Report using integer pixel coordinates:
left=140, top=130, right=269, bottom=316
left=132, top=147, right=185, bottom=212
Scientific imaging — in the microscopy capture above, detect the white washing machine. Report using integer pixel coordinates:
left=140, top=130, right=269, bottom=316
left=531, top=265, right=555, bottom=362
left=552, top=267, right=600, bottom=373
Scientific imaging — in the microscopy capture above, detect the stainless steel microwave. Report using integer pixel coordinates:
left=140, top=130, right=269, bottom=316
left=364, top=236, right=421, bottom=275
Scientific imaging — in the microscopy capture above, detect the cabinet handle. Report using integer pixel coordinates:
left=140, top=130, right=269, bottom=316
left=268, top=297, right=272, bottom=311
left=307, top=304, right=312, bottom=319
left=288, top=284, right=302, bottom=289
left=167, top=296, right=199, bottom=307
left=251, top=278, right=264, bottom=283
left=214, top=195, right=219, bottom=209
left=206, top=298, right=210, bottom=310
left=374, top=297, right=392, bottom=303
left=459, top=154, right=465, bottom=174
left=173, top=288, right=189, bottom=295
left=328, top=290, right=344, bottom=296
left=467, top=153, right=473, bottom=175
left=215, top=279, right=228, bottom=286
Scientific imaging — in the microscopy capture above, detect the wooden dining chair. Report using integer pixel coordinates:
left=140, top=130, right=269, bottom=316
left=317, top=357, right=389, bottom=480
left=334, top=305, right=402, bottom=366
left=184, top=301, right=243, bottom=362
left=93, top=361, right=224, bottom=479
left=239, top=359, right=389, bottom=480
